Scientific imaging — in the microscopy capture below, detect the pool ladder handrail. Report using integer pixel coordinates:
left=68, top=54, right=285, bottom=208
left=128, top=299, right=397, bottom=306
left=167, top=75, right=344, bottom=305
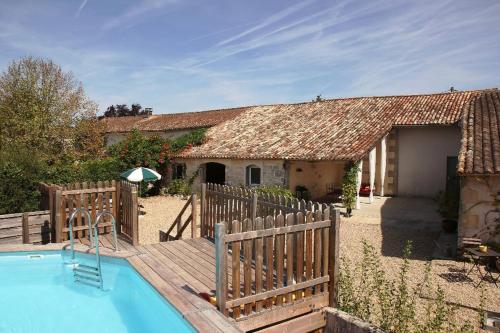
left=66, top=210, right=118, bottom=289
left=83, top=211, right=118, bottom=289
left=93, top=211, right=119, bottom=252
left=66, top=208, right=93, bottom=260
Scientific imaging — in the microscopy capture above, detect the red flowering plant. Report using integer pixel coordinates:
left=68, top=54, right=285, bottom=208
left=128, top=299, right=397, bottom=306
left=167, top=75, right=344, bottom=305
left=107, top=128, right=206, bottom=194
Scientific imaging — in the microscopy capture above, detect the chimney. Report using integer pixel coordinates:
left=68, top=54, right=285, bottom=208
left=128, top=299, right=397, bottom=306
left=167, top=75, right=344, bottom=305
left=145, top=107, right=153, bottom=116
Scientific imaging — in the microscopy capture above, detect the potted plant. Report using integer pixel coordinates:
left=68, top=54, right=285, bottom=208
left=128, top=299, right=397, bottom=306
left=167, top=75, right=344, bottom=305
left=436, top=190, right=459, bottom=233
left=342, top=162, right=360, bottom=217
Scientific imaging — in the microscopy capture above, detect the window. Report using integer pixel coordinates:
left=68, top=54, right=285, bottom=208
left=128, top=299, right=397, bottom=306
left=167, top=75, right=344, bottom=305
left=172, top=163, right=186, bottom=180
left=246, top=165, right=261, bottom=186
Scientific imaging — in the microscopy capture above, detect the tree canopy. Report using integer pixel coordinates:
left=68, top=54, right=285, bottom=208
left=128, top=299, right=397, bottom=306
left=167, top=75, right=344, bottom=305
left=0, top=56, right=104, bottom=160
left=104, top=103, right=148, bottom=117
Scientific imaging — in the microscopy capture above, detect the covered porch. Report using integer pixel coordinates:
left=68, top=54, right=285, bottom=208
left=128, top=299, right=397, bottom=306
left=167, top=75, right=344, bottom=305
left=288, top=135, right=392, bottom=209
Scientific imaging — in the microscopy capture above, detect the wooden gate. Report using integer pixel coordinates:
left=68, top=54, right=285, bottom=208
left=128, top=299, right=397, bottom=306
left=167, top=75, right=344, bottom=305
left=118, top=180, right=139, bottom=245
left=51, top=180, right=139, bottom=245
left=214, top=205, right=341, bottom=331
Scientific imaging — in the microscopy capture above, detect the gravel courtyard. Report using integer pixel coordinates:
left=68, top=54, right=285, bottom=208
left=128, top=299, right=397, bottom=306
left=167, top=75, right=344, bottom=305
left=138, top=195, right=200, bottom=244
left=138, top=195, right=499, bottom=328
left=340, top=221, right=499, bottom=329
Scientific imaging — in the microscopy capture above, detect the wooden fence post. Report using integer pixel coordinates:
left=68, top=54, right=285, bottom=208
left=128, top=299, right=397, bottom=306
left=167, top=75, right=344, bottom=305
left=54, top=189, right=62, bottom=243
left=131, top=185, right=139, bottom=246
left=200, top=183, right=206, bottom=238
left=215, top=222, right=227, bottom=314
left=49, top=186, right=55, bottom=242
left=115, top=180, right=121, bottom=234
left=251, top=192, right=258, bottom=221
left=191, top=193, right=197, bottom=238
left=22, top=213, right=29, bottom=244
left=329, top=205, right=340, bottom=307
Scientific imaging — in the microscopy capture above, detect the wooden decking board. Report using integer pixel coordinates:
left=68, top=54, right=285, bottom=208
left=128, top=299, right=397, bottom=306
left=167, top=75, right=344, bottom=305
left=143, top=244, right=211, bottom=294
left=134, top=253, right=212, bottom=311
left=172, top=239, right=244, bottom=287
left=126, top=255, right=195, bottom=315
left=151, top=242, right=217, bottom=292
left=168, top=240, right=218, bottom=277
left=183, top=237, right=248, bottom=284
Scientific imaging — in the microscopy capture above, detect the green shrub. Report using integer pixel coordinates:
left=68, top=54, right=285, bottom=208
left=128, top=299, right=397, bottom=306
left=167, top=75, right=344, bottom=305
left=0, top=146, right=45, bottom=214
left=164, top=170, right=200, bottom=197
left=79, top=157, right=121, bottom=182
left=0, top=161, right=41, bottom=214
left=170, top=128, right=206, bottom=153
left=341, top=161, right=360, bottom=214
left=254, top=185, right=294, bottom=199
left=42, top=158, right=80, bottom=185
left=107, top=129, right=168, bottom=171
left=165, top=179, right=191, bottom=196
left=338, top=240, right=477, bottom=333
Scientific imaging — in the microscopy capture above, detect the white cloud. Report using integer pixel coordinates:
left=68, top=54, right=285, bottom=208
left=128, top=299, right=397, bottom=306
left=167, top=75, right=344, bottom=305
left=75, top=0, right=88, bottom=18
left=101, top=0, right=181, bottom=31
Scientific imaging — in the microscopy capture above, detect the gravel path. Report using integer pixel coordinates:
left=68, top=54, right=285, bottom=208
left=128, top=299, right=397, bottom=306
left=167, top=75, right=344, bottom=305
left=340, top=221, right=500, bottom=329
left=138, top=195, right=200, bottom=244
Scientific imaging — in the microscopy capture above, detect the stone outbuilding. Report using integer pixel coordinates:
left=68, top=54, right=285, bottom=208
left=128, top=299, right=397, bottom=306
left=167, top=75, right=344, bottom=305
left=175, top=90, right=497, bottom=217
left=457, top=90, right=500, bottom=244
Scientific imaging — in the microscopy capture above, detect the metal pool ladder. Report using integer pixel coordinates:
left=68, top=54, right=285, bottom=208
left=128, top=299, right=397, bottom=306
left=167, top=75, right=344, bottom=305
left=66, top=209, right=118, bottom=289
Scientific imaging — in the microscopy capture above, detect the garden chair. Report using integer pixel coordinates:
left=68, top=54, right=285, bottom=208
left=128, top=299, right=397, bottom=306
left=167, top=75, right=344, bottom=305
left=460, top=237, right=482, bottom=269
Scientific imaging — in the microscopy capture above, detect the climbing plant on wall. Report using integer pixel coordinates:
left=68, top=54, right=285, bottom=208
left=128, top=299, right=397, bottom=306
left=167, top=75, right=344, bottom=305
left=342, top=161, right=360, bottom=217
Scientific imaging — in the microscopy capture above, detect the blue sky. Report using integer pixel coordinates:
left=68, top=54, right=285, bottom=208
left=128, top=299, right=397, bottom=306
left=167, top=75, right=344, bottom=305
left=0, top=0, right=499, bottom=114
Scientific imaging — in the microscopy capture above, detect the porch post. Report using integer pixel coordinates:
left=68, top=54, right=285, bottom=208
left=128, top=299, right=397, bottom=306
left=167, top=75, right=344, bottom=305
left=369, top=147, right=376, bottom=203
left=355, top=160, right=363, bottom=210
left=379, top=136, right=387, bottom=196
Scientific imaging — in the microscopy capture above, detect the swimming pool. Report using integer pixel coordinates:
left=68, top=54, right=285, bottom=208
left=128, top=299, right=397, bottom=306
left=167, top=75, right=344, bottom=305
left=0, top=251, right=195, bottom=333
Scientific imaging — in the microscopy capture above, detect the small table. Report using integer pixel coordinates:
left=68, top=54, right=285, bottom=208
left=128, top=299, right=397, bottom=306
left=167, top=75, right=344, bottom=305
left=465, top=248, right=500, bottom=287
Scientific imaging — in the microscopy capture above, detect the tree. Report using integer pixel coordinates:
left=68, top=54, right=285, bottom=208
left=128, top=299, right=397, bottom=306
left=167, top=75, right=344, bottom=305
left=0, top=56, right=102, bottom=161
left=104, top=105, right=117, bottom=117
left=131, top=103, right=142, bottom=115
left=103, top=103, right=146, bottom=117
left=313, top=95, right=324, bottom=102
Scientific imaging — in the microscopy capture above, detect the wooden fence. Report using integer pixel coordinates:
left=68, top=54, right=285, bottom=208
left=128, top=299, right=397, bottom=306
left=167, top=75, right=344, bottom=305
left=215, top=205, right=340, bottom=331
left=0, top=211, right=51, bottom=245
left=48, top=180, right=138, bottom=245
left=160, top=193, right=197, bottom=241
left=201, top=183, right=315, bottom=239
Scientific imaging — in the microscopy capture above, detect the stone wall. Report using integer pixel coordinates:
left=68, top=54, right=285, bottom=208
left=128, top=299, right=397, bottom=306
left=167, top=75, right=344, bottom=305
left=324, top=308, right=386, bottom=333
left=176, top=158, right=286, bottom=190
left=459, top=176, right=500, bottom=244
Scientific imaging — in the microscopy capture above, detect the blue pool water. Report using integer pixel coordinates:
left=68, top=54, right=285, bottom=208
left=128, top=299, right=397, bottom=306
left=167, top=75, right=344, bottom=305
left=0, top=251, right=195, bottom=333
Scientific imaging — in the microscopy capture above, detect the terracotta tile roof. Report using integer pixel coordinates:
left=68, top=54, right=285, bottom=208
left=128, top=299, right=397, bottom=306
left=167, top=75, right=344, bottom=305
left=177, top=90, right=490, bottom=161
left=101, top=107, right=248, bottom=133
left=458, top=90, right=500, bottom=175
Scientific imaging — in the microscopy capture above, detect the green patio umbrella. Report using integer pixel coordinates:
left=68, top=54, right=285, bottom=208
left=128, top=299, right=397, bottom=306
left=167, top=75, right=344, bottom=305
left=120, top=167, right=162, bottom=196
left=120, top=167, right=162, bottom=183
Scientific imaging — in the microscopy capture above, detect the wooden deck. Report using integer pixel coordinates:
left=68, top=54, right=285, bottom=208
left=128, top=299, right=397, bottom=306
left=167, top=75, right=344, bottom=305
left=76, top=235, right=225, bottom=297
left=1, top=235, right=242, bottom=333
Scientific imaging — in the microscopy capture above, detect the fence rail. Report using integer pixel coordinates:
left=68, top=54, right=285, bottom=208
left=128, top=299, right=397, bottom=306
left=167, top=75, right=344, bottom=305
left=0, top=210, right=51, bottom=245
left=215, top=204, right=340, bottom=329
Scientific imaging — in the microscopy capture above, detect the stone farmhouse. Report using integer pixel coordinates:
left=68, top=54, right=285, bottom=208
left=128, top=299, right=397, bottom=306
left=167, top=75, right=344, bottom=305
left=101, top=89, right=500, bottom=244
